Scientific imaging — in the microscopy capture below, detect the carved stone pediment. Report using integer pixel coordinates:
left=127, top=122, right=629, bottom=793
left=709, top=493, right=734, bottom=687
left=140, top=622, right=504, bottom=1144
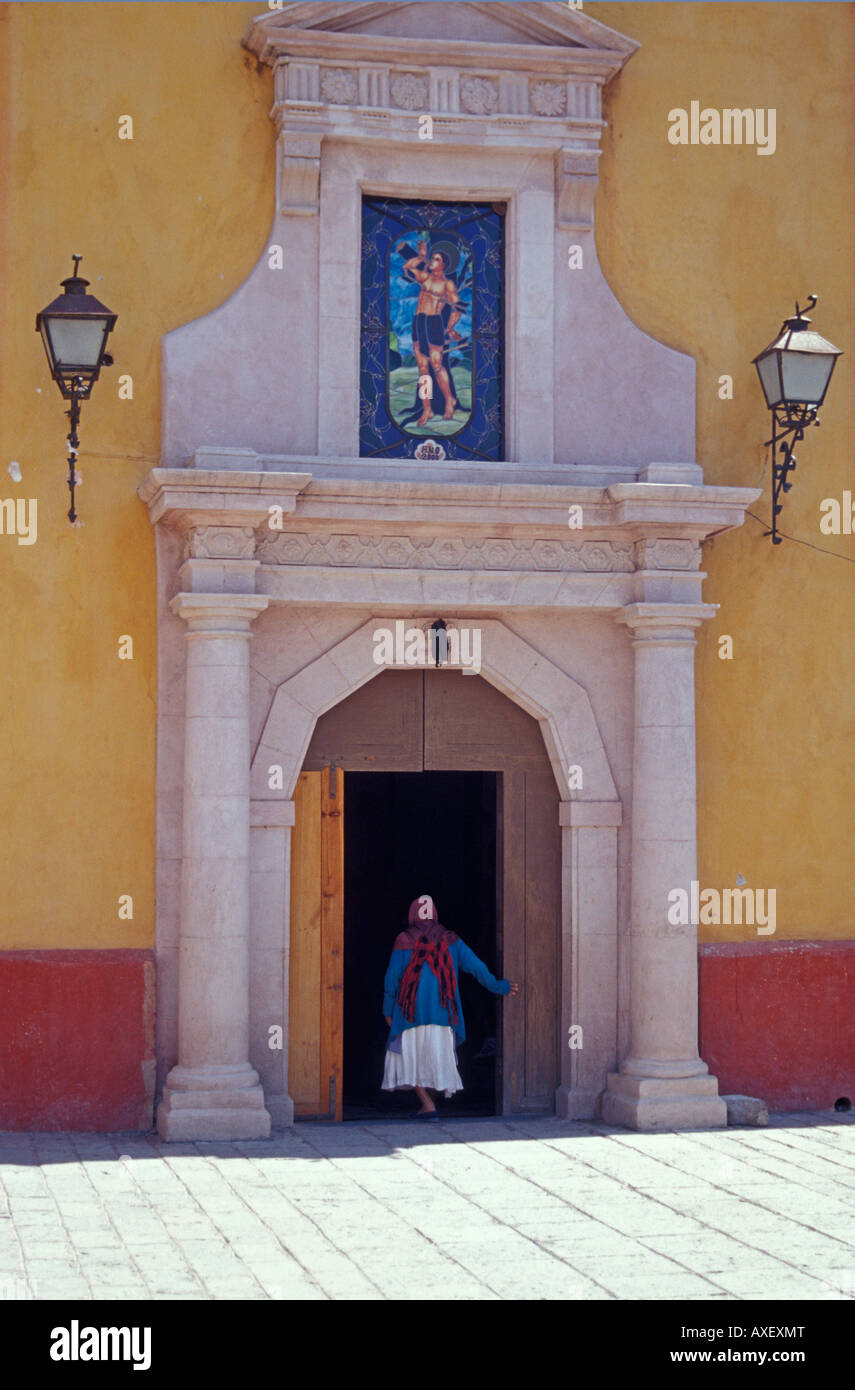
left=246, top=2, right=638, bottom=59
left=245, top=1, right=638, bottom=217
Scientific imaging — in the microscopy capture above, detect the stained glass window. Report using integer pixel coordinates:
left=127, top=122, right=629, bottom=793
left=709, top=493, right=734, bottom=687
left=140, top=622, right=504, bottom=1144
left=360, top=197, right=504, bottom=462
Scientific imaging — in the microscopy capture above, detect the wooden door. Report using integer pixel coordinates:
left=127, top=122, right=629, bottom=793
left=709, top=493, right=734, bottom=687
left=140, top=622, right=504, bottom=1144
left=289, top=766, right=344, bottom=1118
left=424, top=673, right=561, bottom=1114
left=298, top=670, right=561, bottom=1117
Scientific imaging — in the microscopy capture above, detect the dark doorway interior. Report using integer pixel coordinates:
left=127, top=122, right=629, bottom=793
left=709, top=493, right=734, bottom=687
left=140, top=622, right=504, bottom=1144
left=343, top=771, right=499, bottom=1119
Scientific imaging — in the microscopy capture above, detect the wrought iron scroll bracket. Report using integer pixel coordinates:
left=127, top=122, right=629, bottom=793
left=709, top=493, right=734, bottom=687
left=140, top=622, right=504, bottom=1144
left=65, top=377, right=84, bottom=524
left=764, top=403, right=819, bottom=545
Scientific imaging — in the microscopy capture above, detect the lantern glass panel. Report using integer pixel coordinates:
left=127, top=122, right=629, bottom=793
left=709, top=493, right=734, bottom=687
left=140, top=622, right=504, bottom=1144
left=780, top=350, right=835, bottom=405
left=44, top=317, right=110, bottom=370
left=756, top=351, right=783, bottom=408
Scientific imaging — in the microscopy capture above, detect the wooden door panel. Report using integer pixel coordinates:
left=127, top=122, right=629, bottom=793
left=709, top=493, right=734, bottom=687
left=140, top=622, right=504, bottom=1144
left=304, top=670, right=423, bottom=771
left=424, top=669, right=545, bottom=769
left=289, top=767, right=344, bottom=1118
left=320, top=766, right=344, bottom=1121
left=290, top=772, right=322, bottom=1114
left=523, top=768, right=561, bottom=1106
left=424, top=671, right=561, bottom=1113
left=501, top=768, right=527, bottom=1113
left=293, top=671, right=561, bottom=1119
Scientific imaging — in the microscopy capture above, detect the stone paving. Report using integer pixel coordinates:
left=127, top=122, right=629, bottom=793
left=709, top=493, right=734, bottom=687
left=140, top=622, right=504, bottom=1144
left=1, top=1112, right=854, bottom=1301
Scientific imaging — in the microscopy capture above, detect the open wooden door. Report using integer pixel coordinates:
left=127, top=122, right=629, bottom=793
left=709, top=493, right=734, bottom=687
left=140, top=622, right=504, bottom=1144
left=295, top=670, right=560, bottom=1117
left=289, top=765, right=344, bottom=1118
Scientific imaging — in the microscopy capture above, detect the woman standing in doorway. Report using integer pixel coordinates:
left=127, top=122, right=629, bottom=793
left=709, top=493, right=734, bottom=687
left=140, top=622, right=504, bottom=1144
left=382, top=894, right=519, bottom=1119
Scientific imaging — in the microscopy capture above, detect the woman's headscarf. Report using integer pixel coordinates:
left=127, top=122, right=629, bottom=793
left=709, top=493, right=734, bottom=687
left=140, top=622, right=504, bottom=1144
left=394, top=895, right=459, bottom=1025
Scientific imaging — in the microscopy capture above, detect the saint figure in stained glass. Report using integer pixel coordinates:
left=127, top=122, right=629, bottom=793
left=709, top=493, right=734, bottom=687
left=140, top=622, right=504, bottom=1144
left=400, top=238, right=464, bottom=425
left=360, top=198, right=504, bottom=462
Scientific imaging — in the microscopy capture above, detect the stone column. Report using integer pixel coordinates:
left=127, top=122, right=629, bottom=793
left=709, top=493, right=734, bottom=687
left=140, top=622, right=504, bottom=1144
left=250, top=800, right=297, bottom=1130
left=157, top=592, right=271, bottom=1141
left=602, top=604, right=727, bottom=1130
left=555, top=800, right=623, bottom=1121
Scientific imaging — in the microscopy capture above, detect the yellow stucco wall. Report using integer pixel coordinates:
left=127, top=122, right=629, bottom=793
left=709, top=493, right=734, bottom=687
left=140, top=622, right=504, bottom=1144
left=1, top=2, right=852, bottom=950
left=0, top=3, right=274, bottom=949
left=594, top=2, right=855, bottom=939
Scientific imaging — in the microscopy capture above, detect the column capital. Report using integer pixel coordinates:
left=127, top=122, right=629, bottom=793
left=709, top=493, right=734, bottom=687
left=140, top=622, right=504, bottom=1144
left=250, top=800, right=296, bottom=828
left=185, top=525, right=257, bottom=559
left=615, top=602, right=717, bottom=641
left=170, top=592, right=269, bottom=633
left=559, top=801, right=623, bottom=828
left=182, top=522, right=258, bottom=596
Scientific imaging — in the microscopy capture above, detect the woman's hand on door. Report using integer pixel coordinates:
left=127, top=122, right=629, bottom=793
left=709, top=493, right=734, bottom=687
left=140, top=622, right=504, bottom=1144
left=508, top=982, right=520, bottom=996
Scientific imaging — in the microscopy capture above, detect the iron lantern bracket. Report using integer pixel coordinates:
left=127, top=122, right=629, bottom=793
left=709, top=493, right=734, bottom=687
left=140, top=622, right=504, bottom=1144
left=763, top=402, right=819, bottom=545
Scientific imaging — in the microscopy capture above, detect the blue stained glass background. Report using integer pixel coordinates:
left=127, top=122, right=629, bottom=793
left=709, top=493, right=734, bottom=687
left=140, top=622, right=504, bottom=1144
left=360, top=197, right=504, bottom=461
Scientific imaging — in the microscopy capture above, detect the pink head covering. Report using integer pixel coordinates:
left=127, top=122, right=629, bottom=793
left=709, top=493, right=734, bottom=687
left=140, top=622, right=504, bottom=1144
left=394, top=895, right=460, bottom=1025
left=394, top=895, right=457, bottom=950
left=408, top=894, right=438, bottom=926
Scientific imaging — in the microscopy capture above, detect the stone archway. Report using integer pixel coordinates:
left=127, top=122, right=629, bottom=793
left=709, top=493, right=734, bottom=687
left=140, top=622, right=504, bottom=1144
left=154, top=587, right=732, bottom=1139
left=244, top=618, right=623, bottom=1131
left=250, top=618, right=619, bottom=804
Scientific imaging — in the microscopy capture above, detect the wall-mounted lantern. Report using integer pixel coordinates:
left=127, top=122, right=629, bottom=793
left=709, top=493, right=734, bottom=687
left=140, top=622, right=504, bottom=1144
left=429, top=619, right=448, bottom=666
left=752, top=295, right=842, bottom=544
left=35, top=256, right=117, bottom=523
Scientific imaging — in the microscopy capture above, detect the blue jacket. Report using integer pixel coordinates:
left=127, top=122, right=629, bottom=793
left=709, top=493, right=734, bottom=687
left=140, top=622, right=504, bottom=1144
left=383, top=937, right=510, bottom=1044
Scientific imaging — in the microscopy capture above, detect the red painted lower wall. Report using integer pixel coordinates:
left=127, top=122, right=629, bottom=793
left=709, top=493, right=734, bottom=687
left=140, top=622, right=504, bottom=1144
left=699, top=940, right=855, bottom=1111
left=2, top=943, right=851, bottom=1127
left=0, top=951, right=155, bottom=1131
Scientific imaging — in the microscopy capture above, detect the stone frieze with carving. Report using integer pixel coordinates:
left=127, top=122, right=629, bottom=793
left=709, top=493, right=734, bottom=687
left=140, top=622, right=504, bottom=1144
left=256, top=530, right=637, bottom=573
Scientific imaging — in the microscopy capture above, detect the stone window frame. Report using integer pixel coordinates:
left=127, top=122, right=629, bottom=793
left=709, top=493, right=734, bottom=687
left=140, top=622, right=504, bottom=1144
left=318, top=145, right=555, bottom=467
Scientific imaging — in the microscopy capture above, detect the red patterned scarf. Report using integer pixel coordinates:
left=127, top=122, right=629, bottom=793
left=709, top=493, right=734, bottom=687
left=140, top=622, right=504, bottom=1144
left=395, top=896, right=459, bottom=1026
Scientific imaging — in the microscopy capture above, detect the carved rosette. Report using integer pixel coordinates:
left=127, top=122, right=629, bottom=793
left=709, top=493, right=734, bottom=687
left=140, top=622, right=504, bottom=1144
left=428, top=538, right=466, bottom=568
left=185, top=526, right=257, bottom=560
left=459, top=76, right=499, bottom=115
left=276, top=57, right=606, bottom=134
left=530, top=80, right=567, bottom=116
left=580, top=543, right=612, bottom=572
left=377, top=537, right=414, bottom=567
left=255, top=531, right=635, bottom=573
left=389, top=72, right=429, bottom=110
left=320, top=68, right=358, bottom=104
left=634, top=539, right=702, bottom=571
left=482, top=539, right=516, bottom=568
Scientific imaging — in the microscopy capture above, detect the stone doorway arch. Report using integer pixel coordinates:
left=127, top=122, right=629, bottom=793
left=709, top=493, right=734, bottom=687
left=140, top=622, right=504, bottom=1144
left=241, top=617, right=622, bottom=1131
left=153, top=582, right=733, bottom=1140
left=251, top=618, right=619, bottom=804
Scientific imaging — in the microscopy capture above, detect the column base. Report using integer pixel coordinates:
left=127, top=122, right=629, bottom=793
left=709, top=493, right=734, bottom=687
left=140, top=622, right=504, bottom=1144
left=601, top=1071, right=727, bottom=1131
left=267, top=1094, right=295, bottom=1130
left=555, top=1086, right=600, bottom=1120
left=157, top=1064, right=271, bottom=1141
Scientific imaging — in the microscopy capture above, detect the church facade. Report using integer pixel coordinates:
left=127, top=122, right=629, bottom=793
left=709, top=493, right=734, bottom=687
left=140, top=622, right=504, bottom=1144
left=2, top=2, right=852, bottom=1136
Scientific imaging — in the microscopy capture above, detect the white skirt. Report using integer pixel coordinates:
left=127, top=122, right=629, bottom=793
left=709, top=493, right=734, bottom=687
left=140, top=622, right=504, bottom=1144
left=382, top=1024, right=464, bottom=1098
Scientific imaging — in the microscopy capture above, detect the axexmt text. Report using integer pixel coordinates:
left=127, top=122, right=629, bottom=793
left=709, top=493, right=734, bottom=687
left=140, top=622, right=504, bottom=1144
left=682, top=1327, right=805, bottom=1338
